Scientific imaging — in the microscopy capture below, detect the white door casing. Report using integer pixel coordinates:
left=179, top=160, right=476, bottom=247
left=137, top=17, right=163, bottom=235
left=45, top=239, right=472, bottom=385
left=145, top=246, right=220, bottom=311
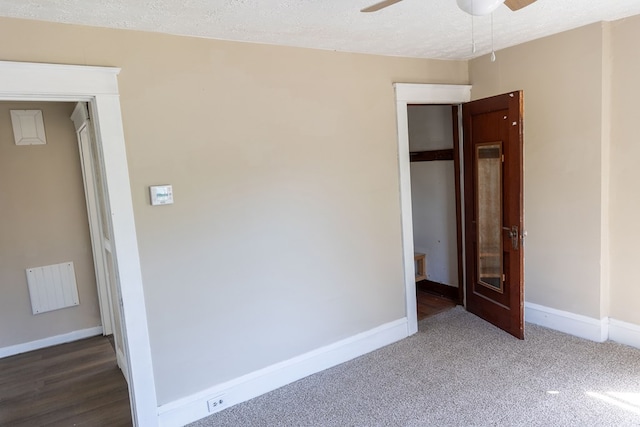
left=393, top=83, right=471, bottom=335
left=0, top=61, right=158, bottom=426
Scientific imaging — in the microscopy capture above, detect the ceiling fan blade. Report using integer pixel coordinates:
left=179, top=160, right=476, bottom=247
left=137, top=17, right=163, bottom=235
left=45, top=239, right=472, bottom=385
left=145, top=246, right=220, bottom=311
left=361, top=0, right=404, bottom=13
left=504, top=0, right=537, bottom=11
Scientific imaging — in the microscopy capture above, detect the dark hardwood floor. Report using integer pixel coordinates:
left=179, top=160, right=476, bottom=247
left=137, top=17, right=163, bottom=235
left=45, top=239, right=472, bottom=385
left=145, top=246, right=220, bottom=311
left=0, top=336, right=132, bottom=426
left=417, top=288, right=457, bottom=320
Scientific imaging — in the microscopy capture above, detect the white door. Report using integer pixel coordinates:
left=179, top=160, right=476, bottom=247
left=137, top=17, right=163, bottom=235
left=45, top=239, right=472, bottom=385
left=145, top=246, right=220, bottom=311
left=71, top=102, right=129, bottom=382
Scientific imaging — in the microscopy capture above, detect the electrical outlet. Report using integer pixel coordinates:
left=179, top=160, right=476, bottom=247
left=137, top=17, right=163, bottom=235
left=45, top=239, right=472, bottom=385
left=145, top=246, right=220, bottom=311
left=207, top=394, right=226, bottom=413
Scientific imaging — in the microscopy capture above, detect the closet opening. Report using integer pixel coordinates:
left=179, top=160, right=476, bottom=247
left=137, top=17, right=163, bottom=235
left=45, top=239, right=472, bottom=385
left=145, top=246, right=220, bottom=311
left=407, top=104, right=463, bottom=320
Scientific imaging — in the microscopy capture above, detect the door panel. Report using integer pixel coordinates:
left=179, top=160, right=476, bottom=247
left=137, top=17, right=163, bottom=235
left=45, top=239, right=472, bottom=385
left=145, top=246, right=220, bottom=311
left=72, top=103, right=129, bottom=380
left=462, top=91, right=524, bottom=339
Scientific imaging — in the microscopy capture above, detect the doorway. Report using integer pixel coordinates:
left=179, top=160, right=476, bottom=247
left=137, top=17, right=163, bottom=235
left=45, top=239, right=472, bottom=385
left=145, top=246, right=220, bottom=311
left=407, top=104, right=462, bottom=320
left=0, top=99, right=131, bottom=423
left=395, top=83, right=525, bottom=338
left=0, top=60, right=157, bottom=426
left=394, top=83, right=471, bottom=335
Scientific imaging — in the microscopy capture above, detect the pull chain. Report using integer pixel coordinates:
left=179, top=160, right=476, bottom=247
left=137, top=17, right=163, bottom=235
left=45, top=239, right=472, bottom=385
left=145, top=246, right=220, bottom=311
left=490, top=12, right=496, bottom=62
left=471, top=15, right=476, bottom=53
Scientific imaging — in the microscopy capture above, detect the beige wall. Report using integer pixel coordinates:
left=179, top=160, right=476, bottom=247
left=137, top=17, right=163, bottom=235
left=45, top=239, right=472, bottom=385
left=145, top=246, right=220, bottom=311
left=470, top=23, right=608, bottom=319
left=0, top=101, right=101, bottom=347
left=0, top=18, right=468, bottom=404
left=610, top=15, right=640, bottom=325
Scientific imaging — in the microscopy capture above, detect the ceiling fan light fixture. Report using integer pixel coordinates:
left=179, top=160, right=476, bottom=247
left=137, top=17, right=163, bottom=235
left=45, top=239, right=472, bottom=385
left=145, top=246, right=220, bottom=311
left=456, top=0, right=505, bottom=16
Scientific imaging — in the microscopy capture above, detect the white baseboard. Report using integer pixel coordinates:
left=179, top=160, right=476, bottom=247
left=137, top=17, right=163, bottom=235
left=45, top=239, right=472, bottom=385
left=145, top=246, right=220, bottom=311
left=157, top=318, right=409, bottom=427
left=525, top=302, right=608, bottom=342
left=0, top=326, right=104, bottom=359
left=609, top=318, right=640, bottom=350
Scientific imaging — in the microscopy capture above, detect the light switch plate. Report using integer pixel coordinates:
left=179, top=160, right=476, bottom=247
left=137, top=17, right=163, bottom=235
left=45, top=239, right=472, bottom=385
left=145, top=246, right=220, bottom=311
left=149, top=185, right=174, bottom=206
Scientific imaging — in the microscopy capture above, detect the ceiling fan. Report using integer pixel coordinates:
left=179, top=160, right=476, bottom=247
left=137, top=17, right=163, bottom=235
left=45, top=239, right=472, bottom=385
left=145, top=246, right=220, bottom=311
left=361, top=0, right=537, bottom=14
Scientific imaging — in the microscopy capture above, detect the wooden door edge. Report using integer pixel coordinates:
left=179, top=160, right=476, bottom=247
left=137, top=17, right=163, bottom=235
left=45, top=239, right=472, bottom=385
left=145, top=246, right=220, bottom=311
left=452, top=105, right=464, bottom=306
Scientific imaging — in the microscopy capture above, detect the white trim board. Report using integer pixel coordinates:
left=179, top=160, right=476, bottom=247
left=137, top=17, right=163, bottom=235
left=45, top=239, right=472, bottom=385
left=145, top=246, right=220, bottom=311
left=0, top=326, right=103, bottom=359
left=525, top=302, right=640, bottom=350
left=393, top=83, right=471, bottom=336
left=609, top=318, right=640, bottom=350
left=525, top=302, right=608, bottom=342
left=157, top=318, right=408, bottom=427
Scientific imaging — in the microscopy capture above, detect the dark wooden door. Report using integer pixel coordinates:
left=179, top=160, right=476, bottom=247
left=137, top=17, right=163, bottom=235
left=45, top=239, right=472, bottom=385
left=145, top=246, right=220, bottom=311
left=462, top=91, right=524, bottom=339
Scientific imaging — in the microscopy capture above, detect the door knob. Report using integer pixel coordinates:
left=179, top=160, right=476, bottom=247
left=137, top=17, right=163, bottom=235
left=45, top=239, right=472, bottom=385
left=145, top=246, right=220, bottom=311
left=503, top=225, right=519, bottom=250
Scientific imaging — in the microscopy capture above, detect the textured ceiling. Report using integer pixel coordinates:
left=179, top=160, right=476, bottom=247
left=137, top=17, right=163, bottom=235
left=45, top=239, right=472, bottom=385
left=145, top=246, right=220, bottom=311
left=1, top=0, right=640, bottom=60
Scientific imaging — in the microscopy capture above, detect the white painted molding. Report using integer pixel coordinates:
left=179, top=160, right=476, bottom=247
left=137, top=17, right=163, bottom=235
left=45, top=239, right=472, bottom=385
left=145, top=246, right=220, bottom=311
left=525, top=302, right=640, bottom=349
left=525, top=302, right=608, bottom=342
left=394, top=83, right=472, bottom=104
left=157, top=318, right=409, bottom=427
left=395, top=98, right=418, bottom=336
left=609, top=318, right=640, bottom=350
left=0, top=60, right=120, bottom=98
left=394, top=83, right=471, bottom=336
left=0, top=326, right=103, bottom=359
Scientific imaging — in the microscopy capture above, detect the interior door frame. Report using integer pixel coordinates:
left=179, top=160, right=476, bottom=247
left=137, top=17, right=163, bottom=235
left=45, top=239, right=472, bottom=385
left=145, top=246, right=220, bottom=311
left=0, top=60, right=157, bottom=426
left=394, top=83, right=471, bottom=335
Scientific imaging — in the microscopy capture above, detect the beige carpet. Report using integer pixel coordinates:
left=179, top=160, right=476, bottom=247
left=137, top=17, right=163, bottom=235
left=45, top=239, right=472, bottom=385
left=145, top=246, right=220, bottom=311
left=190, top=307, right=640, bottom=426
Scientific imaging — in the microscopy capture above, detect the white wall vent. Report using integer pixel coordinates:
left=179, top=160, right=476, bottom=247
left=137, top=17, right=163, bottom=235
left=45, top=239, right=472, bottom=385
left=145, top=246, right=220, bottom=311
left=26, top=262, right=80, bottom=315
left=10, top=109, right=47, bottom=145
